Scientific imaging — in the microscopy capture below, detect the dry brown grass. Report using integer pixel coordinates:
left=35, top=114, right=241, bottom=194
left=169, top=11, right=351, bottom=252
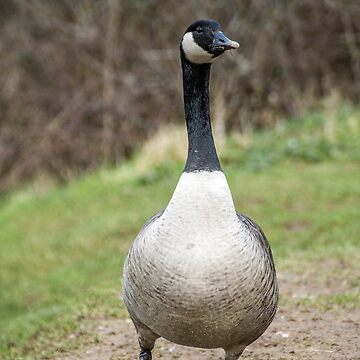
left=0, top=0, right=359, bottom=191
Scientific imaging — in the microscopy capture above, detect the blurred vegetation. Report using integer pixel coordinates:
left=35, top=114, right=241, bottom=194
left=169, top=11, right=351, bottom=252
left=1, top=0, right=360, bottom=191
left=0, top=109, right=359, bottom=359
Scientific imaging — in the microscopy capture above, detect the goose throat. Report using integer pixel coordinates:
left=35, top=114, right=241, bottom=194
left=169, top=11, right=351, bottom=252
left=181, top=54, right=221, bottom=173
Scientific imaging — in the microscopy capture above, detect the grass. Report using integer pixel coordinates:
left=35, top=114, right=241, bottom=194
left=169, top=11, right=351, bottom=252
left=0, top=107, right=359, bottom=359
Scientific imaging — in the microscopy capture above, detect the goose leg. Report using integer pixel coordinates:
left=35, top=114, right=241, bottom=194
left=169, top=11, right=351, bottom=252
left=139, top=349, right=152, bottom=360
left=134, top=322, right=159, bottom=360
left=224, top=344, right=246, bottom=360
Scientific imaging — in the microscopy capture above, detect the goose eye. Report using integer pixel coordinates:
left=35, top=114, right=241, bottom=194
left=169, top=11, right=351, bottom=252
left=196, top=27, right=203, bottom=34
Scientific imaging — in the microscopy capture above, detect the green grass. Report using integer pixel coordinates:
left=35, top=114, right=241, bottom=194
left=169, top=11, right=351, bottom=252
left=0, top=107, right=359, bottom=359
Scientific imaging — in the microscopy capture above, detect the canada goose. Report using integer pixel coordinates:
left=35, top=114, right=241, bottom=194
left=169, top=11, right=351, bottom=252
left=122, top=19, right=278, bottom=360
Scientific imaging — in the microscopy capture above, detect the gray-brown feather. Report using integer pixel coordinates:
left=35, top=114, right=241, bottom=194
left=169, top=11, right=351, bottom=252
left=122, top=172, right=278, bottom=351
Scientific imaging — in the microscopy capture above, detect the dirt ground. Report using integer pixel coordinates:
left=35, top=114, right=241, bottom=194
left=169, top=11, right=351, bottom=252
left=61, top=309, right=359, bottom=360
left=61, top=268, right=360, bottom=360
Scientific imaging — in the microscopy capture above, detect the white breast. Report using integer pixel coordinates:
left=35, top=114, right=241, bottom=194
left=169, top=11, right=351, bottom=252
left=162, top=171, right=239, bottom=234
left=123, top=170, right=277, bottom=349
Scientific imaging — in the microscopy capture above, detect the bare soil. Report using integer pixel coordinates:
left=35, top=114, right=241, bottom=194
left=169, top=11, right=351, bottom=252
left=61, top=309, right=360, bottom=360
left=60, top=268, right=360, bottom=360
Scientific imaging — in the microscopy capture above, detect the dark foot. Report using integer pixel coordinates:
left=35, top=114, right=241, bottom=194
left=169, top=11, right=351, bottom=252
left=139, top=349, right=152, bottom=360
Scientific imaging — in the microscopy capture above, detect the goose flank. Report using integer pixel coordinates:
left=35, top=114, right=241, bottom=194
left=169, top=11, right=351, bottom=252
left=122, top=19, right=279, bottom=360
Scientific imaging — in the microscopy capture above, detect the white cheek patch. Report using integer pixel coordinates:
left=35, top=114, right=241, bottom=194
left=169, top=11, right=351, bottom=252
left=182, top=32, right=215, bottom=64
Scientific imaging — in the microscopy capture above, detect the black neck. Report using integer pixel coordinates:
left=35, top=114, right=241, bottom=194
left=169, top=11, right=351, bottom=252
left=181, top=50, right=221, bottom=172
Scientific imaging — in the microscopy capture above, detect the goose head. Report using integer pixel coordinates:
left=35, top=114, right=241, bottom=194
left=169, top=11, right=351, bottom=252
left=180, top=19, right=239, bottom=64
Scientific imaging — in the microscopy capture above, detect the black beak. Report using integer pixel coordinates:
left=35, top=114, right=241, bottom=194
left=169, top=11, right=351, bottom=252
left=210, top=31, right=239, bottom=51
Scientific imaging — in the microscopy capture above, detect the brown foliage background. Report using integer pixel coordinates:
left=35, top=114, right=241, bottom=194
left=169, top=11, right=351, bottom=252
left=0, top=0, right=359, bottom=191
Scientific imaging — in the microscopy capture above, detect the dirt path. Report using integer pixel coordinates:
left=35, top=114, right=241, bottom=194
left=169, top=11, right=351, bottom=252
left=60, top=266, right=360, bottom=360
left=61, top=307, right=360, bottom=360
